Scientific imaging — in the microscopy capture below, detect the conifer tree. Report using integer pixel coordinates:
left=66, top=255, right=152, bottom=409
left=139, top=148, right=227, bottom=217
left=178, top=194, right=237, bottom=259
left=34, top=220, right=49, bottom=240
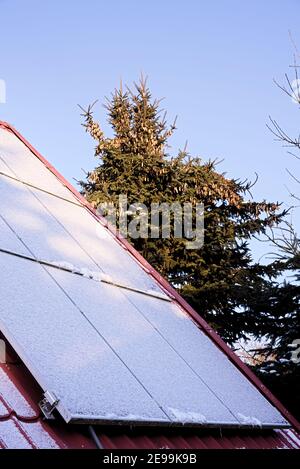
left=79, top=78, right=286, bottom=343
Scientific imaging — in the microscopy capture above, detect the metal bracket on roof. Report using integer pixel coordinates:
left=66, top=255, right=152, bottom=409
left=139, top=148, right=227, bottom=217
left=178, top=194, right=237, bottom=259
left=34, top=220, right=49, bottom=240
left=39, top=391, right=60, bottom=420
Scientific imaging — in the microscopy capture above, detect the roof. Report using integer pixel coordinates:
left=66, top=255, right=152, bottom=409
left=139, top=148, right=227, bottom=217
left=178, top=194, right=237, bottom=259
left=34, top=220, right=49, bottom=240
left=0, top=120, right=299, bottom=449
left=0, top=343, right=299, bottom=449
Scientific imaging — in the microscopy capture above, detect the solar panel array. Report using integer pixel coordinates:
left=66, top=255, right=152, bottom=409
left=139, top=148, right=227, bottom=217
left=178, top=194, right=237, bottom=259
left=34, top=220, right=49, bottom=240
left=0, top=128, right=289, bottom=427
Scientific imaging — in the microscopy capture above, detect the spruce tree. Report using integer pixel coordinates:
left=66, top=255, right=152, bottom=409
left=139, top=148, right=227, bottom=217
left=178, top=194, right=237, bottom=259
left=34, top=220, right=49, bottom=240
left=79, top=78, right=286, bottom=343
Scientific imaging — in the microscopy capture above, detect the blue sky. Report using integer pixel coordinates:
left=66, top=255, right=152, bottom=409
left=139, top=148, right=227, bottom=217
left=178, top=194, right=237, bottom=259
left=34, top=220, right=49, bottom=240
left=1, top=0, right=299, bottom=259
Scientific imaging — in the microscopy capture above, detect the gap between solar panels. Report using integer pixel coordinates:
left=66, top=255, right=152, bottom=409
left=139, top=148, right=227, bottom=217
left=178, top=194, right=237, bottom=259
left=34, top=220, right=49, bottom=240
left=0, top=168, right=83, bottom=207
left=0, top=247, right=172, bottom=302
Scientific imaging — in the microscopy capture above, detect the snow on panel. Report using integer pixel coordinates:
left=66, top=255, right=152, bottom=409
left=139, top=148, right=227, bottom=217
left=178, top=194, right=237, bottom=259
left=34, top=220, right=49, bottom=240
left=0, top=175, right=101, bottom=270
left=32, top=189, right=162, bottom=292
left=0, top=215, right=30, bottom=257
left=0, top=155, right=14, bottom=177
left=47, top=267, right=239, bottom=426
left=0, top=128, right=76, bottom=202
left=0, top=252, right=169, bottom=424
left=0, top=174, right=161, bottom=293
left=0, top=128, right=289, bottom=428
left=124, top=292, right=289, bottom=427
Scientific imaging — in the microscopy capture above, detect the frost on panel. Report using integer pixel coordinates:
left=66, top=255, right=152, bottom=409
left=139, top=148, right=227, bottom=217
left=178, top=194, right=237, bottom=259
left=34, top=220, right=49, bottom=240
left=0, top=176, right=102, bottom=271
left=124, top=291, right=289, bottom=428
left=32, top=189, right=162, bottom=293
left=0, top=174, right=160, bottom=294
left=0, top=155, right=14, bottom=177
left=0, top=253, right=168, bottom=424
left=0, top=215, right=30, bottom=257
left=0, top=130, right=164, bottom=293
left=0, top=129, right=76, bottom=202
left=47, top=267, right=239, bottom=426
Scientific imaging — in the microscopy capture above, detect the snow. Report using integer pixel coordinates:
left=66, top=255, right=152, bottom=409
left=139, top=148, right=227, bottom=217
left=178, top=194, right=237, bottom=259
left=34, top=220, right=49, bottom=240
left=0, top=244, right=289, bottom=427
left=0, top=419, right=32, bottom=448
left=0, top=129, right=76, bottom=202
left=20, top=421, right=60, bottom=449
left=0, top=397, right=8, bottom=416
left=0, top=129, right=291, bottom=428
left=0, top=369, right=36, bottom=418
left=48, top=266, right=238, bottom=426
left=0, top=172, right=164, bottom=294
left=51, top=261, right=76, bottom=271
left=237, top=413, right=262, bottom=427
left=0, top=253, right=168, bottom=424
left=0, top=155, right=14, bottom=177
left=167, top=407, right=207, bottom=424
left=45, top=261, right=113, bottom=283
left=0, top=176, right=98, bottom=270
left=0, top=215, right=30, bottom=257
left=124, top=291, right=288, bottom=427
left=52, top=263, right=167, bottom=296
left=73, top=411, right=161, bottom=422
left=283, top=429, right=300, bottom=448
left=31, top=187, right=163, bottom=293
left=79, top=267, right=112, bottom=283
left=0, top=410, right=60, bottom=448
left=146, top=289, right=170, bottom=301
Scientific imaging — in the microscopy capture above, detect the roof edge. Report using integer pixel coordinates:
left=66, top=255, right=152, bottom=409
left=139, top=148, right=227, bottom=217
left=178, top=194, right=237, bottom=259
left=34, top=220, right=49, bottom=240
left=1, top=120, right=299, bottom=432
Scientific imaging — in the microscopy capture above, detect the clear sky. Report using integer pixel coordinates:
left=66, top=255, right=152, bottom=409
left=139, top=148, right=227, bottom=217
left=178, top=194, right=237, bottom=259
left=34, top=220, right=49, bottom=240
left=1, top=0, right=299, bottom=259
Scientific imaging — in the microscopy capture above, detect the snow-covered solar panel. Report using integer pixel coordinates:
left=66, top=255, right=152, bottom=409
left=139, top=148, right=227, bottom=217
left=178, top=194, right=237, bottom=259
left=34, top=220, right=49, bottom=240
left=124, top=292, right=287, bottom=427
left=0, top=175, right=103, bottom=270
left=0, top=215, right=29, bottom=257
left=33, top=188, right=161, bottom=292
left=0, top=174, right=160, bottom=293
left=0, top=253, right=169, bottom=424
left=0, top=128, right=290, bottom=428
left=45, top=267, right=239, bottom=425
left=0, top=128, right=76, bottom=202
left=0, top=155, right=14, bottom=177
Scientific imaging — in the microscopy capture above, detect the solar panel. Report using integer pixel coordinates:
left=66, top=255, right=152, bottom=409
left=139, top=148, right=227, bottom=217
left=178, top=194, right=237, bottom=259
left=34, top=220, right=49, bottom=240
left=124, top=292, right=287, bottom=426
left=0, top=215, right=29, bottom=256
left=0, top=155, right=14, bottom=177
left=0, top=253, right=169, bottom=424
left=44, top=266, right=240, bottom=425
left=0, top=128, right=76, bottom=202
left=0, top=174, right=160, bottom=293
left=0, top=128, right=290, bottom=428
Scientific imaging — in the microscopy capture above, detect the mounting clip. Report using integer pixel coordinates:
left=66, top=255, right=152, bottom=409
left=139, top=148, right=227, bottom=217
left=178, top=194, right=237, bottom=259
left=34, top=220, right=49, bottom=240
left=39, top=391, right=59, bottom=420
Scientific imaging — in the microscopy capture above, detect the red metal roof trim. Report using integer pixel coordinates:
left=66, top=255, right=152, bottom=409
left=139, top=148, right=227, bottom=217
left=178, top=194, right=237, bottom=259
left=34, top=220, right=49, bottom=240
left=0, top=120, right=299, bottom=434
